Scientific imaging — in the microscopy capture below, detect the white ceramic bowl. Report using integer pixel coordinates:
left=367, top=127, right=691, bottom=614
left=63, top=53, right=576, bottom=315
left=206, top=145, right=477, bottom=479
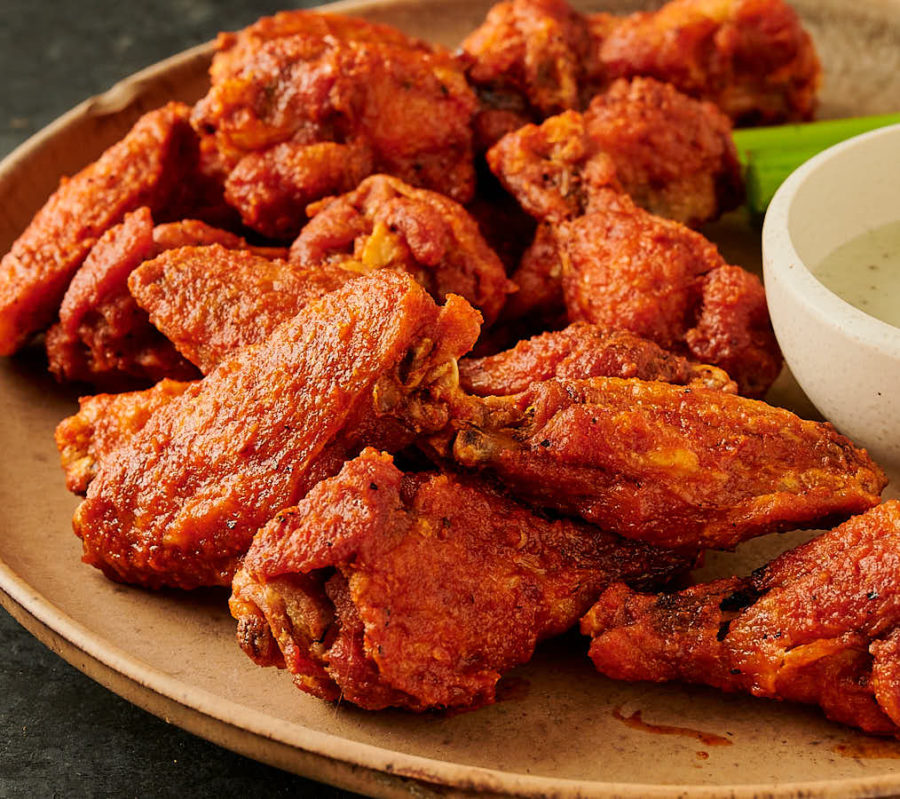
left=762, top=123, right=900, bottom=469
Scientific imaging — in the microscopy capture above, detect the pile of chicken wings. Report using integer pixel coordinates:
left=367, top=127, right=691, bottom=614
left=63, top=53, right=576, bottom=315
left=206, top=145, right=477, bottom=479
left=5, top=0, right=900, bottom=738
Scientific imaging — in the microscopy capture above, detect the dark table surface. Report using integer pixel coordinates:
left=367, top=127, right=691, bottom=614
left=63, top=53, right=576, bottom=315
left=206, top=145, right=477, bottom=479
left=0, top=2, right=368, bottom=796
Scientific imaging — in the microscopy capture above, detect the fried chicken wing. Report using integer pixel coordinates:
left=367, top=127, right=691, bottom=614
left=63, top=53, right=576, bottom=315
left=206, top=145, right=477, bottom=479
left=448, top=377, right=886, bottom=551
left=558, top=192, right=781, bottom=396
left=593, top=0, right=822, bottom=126
left=192, top=16, right=477, bottom=236
left=223, top=141, right=374, bottom=240
left=55, top=379, right=192, bottom=496
left=462, top=0, right=820, bottom=149
left=459, top=323, right=737, bottom=396
left=582, top=501, right=900, bottom=736
left=290, top=175, right=513, bottom=325
left=209, top=8, right=430, bottom=85
left=128, top=246, right=354, bottom=374
left=45, top=209, right=288, bottom=387
left=230, top=448, right=692, bottom=711
left=44, top=209, right=198, bottom=388
left=460, top=0, right=599, bottom=149
left=487, top=78, right=743, bottom=227
left=0, top=103, right=198, bottom=356
left=71, top=271, right=480, bottom=589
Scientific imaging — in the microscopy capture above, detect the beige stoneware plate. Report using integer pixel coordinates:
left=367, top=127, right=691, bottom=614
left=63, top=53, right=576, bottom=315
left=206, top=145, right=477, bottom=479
left=1, top=1, right=900, bottom=797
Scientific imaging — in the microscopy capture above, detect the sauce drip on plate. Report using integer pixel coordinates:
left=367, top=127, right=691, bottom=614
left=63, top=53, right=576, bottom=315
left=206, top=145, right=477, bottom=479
left=611, top=706, right=733, bottom=747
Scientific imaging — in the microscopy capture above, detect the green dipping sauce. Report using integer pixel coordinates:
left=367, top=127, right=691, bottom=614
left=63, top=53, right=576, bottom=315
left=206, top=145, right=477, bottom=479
left=812, top=219, right=900, bottom=328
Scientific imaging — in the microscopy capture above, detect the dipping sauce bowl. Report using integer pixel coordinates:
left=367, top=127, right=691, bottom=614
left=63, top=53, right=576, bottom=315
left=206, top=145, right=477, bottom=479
left=762, top=124, right=900, bottom=468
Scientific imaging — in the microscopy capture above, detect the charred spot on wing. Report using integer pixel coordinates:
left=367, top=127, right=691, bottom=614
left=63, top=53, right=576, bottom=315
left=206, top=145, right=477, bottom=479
left=716, top=620, right=732, bottom=642
left=719, top=586, right=761, bottom=613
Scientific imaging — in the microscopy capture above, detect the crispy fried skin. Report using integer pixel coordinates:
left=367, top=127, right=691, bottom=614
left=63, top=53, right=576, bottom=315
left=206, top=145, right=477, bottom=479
left=46, top=210, right=287, bottom=387
left=462, top=0, right=820, bottom=149
left=558, top=192, right=781, bottom=396
left=55, top=379, right=192, bottom=496
left=0, top=103, right=198, bottom=355
left=224, top=141, right=374, bottom=239
left=487, top=78, right=743, bottom=227
left=592, top=0, right=822, bottom=126
left=229, top=449, right=692, bottom=711
left=460, top=0, right=599, bottom=150
left=503, top=222, right=567, bottom=323
left=459, top=323, right=737, bottom=396
left=448, top=377, right=886, bottom=551
left=579, top=78, right=743, bottom=225
left=209, top=9, right=431, bottom=85
left=582, top=501, right=900, bottom=736
left=487, top=110, right=621, bottom=223
left=72, top=272, right=480, bottom=589
left=290, top=175, right=513, bottom=325
left=129, top=246, right=354, bottom=374
left=45, top=209, right=199, bottom=388
left=192, top=19, right=476, bottom=234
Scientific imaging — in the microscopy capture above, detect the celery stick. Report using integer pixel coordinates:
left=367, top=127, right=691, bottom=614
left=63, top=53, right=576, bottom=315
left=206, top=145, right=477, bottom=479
left=733, top=113, right=900, bottom=219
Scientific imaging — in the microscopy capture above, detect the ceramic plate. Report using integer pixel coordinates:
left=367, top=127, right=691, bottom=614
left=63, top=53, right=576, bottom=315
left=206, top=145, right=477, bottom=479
left=2, top=1, right=900, bottom=797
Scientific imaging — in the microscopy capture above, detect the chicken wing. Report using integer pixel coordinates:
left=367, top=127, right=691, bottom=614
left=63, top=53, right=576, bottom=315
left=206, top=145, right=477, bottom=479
left=192, top=14, right=477, bottom=236
left=230, top=448, right=692, bottom=711
left=71, top=271, right=480, bottom=589
left=208, top=8, right=431, bottom=85
left=0, top=103, right=198, bottom=356
left=592, top=0, right=822, bottom=126
left=447, top=377, right=886, bottom=551
left=487, top=77, right=743, bottom=228
left=128, top=246, right=353, bottom=374
left=461, top=0, right=820, bottom=150
left=45, top=209, right=288, bottom=387
left=582, top=501, right=900, bottom=736
left=459, top=0, right=599, bottom=149
left=45, top=209, right=196, bottom=388
left=55, top=379, right=193, bottom=496
left=290, top=175, right=513, bottom=325
left=459, top=323, right=737, bottom=396
left=558, top=191, right=780, bottom=396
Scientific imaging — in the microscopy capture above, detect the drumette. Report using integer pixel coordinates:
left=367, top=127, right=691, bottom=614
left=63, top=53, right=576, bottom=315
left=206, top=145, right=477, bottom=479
left=582, top=501, right=900, bottom=736
left=230, top=448, right=692, bottom=711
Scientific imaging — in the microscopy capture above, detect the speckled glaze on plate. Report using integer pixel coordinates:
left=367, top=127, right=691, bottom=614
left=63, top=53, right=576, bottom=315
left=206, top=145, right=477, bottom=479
left=1, top=1, right=899, bottom=797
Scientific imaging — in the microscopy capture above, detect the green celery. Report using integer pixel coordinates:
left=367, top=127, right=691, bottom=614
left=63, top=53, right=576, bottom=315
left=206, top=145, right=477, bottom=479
left=732, top=112, right=900, bottom=219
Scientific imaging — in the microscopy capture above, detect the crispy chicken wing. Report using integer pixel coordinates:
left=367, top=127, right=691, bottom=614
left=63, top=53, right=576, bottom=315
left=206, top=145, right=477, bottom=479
left=128, top=177, right=512, bottom=373
left=558, top=191, right=780, bottom=396
left=55, top=379, right=193, bottom=496
left=208, top=8, right=431, bottom=85
left=45, top=209, right=197, bottom=388
left=192, top=15, right=477, bottom=236
left=0, top=103, right=198, bottom=356
left=128, top=246, right=354, bottom=375
left=459, top=0, right=599, bottom=149
left=290, top=175, right=513, bottom=325
left=592, top=0, right=822, bottom=126
left=459, top=323, right=737, bottom=396
left=230, top=448, right=692, bottom=711
left=45, top=209, right=287, bottom=387
left=447, top=377, right=886, bottom=551
left=487, top=77, right=743, bottom=227
left=461, top=0, right=820, bottom=150
left=223, top=141, right=374, bottom=240
left=71, top=271, right=480, bottom=589
left=582, top=501, right=900, bottom=736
